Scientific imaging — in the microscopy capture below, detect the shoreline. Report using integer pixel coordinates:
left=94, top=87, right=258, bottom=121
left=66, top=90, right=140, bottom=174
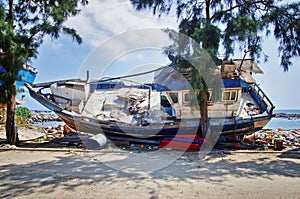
left=275, top=113, right=300, bottom=120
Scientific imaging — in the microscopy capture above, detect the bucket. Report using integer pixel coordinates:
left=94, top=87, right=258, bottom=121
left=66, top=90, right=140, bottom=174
left=85, top=133, right=107, bottom=150
left=274, top=140, right=283, bottom=151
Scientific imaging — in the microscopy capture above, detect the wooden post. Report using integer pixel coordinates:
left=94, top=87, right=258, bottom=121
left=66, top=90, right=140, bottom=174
left=2, top=108, right=7, bottom=123
left=0, top=104, right=7, bottom=123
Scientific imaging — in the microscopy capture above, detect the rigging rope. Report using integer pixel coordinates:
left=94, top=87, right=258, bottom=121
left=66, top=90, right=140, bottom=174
left=88, top=65, right=169, bottom=84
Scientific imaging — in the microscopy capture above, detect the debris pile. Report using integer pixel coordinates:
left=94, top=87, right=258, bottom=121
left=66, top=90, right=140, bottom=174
left=37, top=125, right=84, bottom=147
left=243, top=128, right=300, bottom=150
left=43, top=125, right=65, bottom=140
left=40, top=125, right=300, bottom=151
left=116, top=143, right=159, bottom=152
left=22, top=115, right=300, bottom=152
left=29, top=111, right=62, bottom=123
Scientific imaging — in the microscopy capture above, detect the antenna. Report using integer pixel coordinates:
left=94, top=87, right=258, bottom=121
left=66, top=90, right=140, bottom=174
left=239, top=37, right=259, bottom=71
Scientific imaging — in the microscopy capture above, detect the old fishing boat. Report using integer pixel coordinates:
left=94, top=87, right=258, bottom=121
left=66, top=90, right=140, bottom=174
left=25, top=59, right=275, bottom=143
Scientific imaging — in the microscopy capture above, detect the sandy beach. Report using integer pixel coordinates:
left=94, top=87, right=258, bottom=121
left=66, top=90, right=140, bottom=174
left=0, top=125, right=300, bottom=199
left=0, top=148, right=300, bottom=199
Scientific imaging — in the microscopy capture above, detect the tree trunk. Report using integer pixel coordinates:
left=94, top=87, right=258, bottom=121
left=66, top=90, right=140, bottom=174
left=5, top=0, right=18, bottom=145
left=200, top=88, right=209, bottom=137
left=205, top=0, right=210, bottom=23
left=6, top=84, right=18, bottom=145
left=197, top=76, right=209, bottom=137
left=8, top=0, right=14, bottom=23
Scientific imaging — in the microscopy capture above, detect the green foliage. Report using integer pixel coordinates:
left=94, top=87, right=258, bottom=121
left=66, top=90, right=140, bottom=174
left=16, top=106, right=31, bottom=119
left=1, top=0, right=88, bottom=144
left=0, top=0, right=88, bottom=104
left=263, top=2, right=300, bottom=71
left=164, top=30, right=223, bottom=110
left=0, top=4, right=29, bottom=103
left=14, top=0, right=89, bottom=47
left=131, top=0, right=300, bottom=71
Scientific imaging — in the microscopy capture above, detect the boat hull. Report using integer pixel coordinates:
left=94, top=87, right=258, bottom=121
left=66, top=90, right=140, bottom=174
left=56, top=110, right=272, bottom=139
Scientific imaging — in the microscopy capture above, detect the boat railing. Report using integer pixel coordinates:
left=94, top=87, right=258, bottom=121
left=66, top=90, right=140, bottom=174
left=32, top=79, right=82, bottom=88
left=249, top=83, right=275, bottom=116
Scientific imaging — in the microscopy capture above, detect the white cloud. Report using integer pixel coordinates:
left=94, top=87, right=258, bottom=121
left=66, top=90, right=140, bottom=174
left=50, top=41, right=63, bottom=49
left=66, top=0, right=178, bottom=47
left=76, top=28, right=174, bottom=80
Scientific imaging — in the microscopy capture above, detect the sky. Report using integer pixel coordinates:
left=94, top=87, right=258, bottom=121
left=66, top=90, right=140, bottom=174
left=23, top=0, right=300, bottom=110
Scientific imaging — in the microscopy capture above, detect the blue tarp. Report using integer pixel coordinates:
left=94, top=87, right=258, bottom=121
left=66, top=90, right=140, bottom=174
left=18, top=69, right=37, bottom=84
left=0, top=66, right=5, bottom=86
left=0, top=66, right=6, bottom=73
left=0, top=66, right=37, bottom=86
left=223, top=79, right=241, bottom=88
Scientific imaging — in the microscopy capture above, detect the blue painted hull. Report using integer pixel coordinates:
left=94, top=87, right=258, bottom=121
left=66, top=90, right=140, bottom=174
left=55, top=110, right=271, bottom=139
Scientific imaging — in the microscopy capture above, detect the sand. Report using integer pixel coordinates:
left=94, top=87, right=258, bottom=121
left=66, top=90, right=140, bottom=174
left=0, top=127, right=300, bottom=198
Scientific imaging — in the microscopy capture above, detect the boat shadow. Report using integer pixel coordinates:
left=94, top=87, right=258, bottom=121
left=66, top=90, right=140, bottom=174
left=16, top=139, right=82, bottom=149
left=0, top=149, right=299, bottom=198
left=150, top=150, right=300, bottom=182
left=277, top=148, right=300, bottom=159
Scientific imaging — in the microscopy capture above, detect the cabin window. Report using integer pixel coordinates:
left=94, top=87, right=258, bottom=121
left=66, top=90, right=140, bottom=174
left=230, top=91, right=236, bottom=100
left=161, top=95, right=171, bottom=107
left=222, top=91, right=237, bottom=101
left=183, top=93, right=191, bottom=103
left=169, top=93, right=178, bottom=103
